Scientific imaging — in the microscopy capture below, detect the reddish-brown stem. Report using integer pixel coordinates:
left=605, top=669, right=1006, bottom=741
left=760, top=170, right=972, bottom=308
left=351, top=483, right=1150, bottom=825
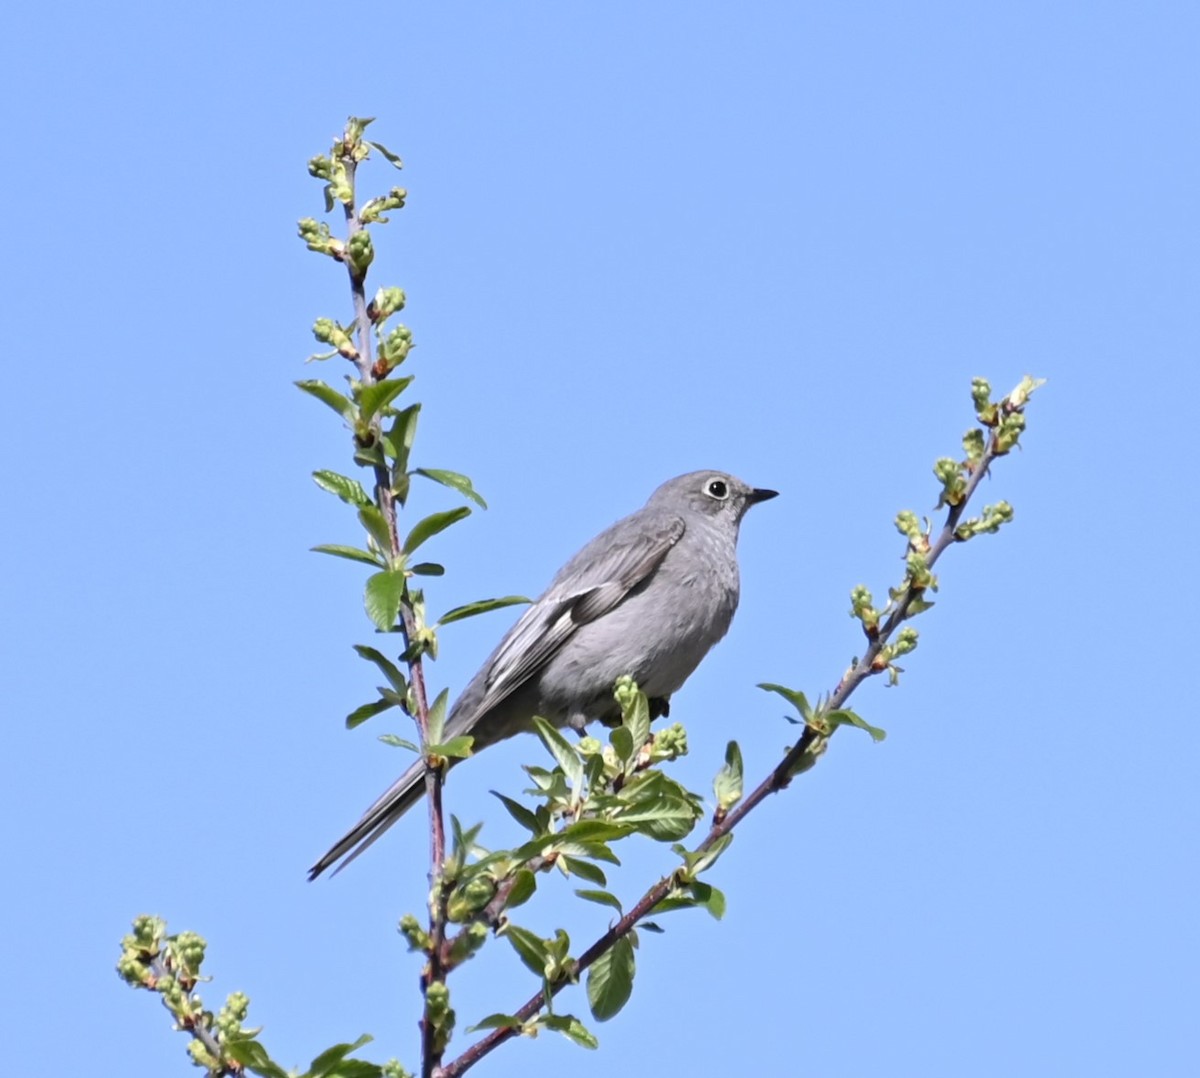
left=340, top=149, right=447, bottom=1078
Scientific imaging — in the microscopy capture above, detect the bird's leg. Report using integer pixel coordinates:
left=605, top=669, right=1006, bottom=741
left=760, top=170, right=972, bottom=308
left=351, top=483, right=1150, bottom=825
left=566, top=711, right=589, bottom=735
left=649, top=695, right=671, bottom=720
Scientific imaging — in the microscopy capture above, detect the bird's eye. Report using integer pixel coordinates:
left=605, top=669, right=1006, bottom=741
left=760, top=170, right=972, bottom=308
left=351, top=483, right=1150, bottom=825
left=706, top=478, right=729, bottom=500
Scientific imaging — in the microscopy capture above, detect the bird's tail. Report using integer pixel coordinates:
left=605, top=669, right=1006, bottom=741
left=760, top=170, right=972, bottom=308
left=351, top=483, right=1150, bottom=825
left=309, top=757, right=450, bottom=880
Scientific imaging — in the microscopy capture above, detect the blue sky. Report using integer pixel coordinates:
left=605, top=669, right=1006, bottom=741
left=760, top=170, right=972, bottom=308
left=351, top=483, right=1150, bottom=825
left=3, top=2, right=1197, bottom=1075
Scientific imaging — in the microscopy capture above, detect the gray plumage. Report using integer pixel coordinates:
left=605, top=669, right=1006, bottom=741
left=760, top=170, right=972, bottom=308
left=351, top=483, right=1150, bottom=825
left=309, top=470, right=777, bottom=878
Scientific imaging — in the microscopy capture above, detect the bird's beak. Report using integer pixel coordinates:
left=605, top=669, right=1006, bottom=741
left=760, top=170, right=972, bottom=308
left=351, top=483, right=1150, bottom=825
left=747, top=487, right=779, bottom=505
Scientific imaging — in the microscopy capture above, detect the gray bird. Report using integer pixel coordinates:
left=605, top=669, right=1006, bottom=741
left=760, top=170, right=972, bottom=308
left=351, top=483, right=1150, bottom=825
left=309, top=470, right=777, bottom=878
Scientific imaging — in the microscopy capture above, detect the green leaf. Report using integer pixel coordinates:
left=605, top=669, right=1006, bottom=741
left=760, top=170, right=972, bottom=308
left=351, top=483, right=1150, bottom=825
left=587, top=937, right=635, bottom=1021
left=758, top=682, right=813, bottom=721
left=505, top=868, right=537, bottom=909
left=502, top=924, right=551, bottom=977
left=609, top=726, right=634, bottom=764
left=560, top=857, right=607, bottom=886
left=558, top=820, right=634, bottom=844
left=713, top=740, right=744, bottom=811
left=429, top=734, right=474, bottom=759
left=345, top=698, right=394, bottom=729
left=367, top=140, right=404, bottom=168
left=575, top=888, right=622, bottom=912
left=307, top=1034, right=374, bottom=1078
left=351, top=645, right=407, bottom=691
left=466, top=1014, right=522, bottom=1034
left=312, top=470, right=371, bottom=507
left=357, top=376, right=414, bottom=422
left=364, top=570, right=406, bottom=631
left=327, top=1063, right=384, bottom=1078
left=827, top=708, right=887, bottom=742
left=410, top=562, right=445, bottom=576
left=638, top=921, right=665, bottom=934
left=621, top=687, right=651, bottom=750
left=357, top=505, right=396, bottom=556
left=426, top=687, right=449, bottom=745
left=682, top=833, right=733, bottom=878
left=311, top=543, right=383, bottom=567
left=437, top=595, right=531, bottom=626
left=531, top=717, right=584, bottom=790
left=296, top=379, right=356, bottom=421
left=691, top=881, right=727, bottom=920
left=403, top=506, right=471, bottom=555
left=377, top=733, right=419, bottom=751
left=382, top=404, right=420, bottom=472
left=491, top=791, right=540, bottom=834
left=223, top=1039, right=291, bottom=1078
left=538, top=1014, right=599, bottom=1050
left=414, top=468, right=488, bottom=508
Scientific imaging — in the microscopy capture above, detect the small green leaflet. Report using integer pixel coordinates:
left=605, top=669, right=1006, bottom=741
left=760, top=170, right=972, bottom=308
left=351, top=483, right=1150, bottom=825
left=403, top=506, right=471, bottom=555
left=713, top=740, right=744, bottom=811
left=587, top=936, right=635, bottom=1021
left=466, top=1014, right=522, bottom=1034
left=574, top=888, right=622, bottom=912
left=491, top=790, right=540, bottom=834
left=357, top=376, right=413, bottom=422
left=351, top=645, right=406, bottom=691
left=505, top=868, right=537, bottom=909
left=311, top=470, right=370, bottom=507
left=357, top=505, right=394, bottom=555
left=414, top=468, right=488, bottom=508
left=827, top=708, right=887, bottom=742
left=426, top=687, right=449, bottom=745
left=536, top=1014, right=599, bottom=1050
left=437, top=595, right=531, bottom=626
left=758, top=682, right=813, bottom=721
left=305, top=1033, right=377, bottom=1078
left=345, top=698, right=394, bottom=730
left=367, top=140, right=404, bottom=168
left=364, top=570, right=406, bottom=631
left=383, top=404, right=420, bottom=472
left=428, top=734, right=474, bottom=759
left=377, top=734, right=418, bottom=751
left=296, top=379, right=355, bottom=421
left=311, top=544, right=383, bottom=567
left=532, top=717, right=585, bottom=790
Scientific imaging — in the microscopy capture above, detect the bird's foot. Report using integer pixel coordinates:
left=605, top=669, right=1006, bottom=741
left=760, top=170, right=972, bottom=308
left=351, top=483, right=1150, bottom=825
left=566, top=712, right=589, bottom=735
left=649, top=696, right=671, bottom=720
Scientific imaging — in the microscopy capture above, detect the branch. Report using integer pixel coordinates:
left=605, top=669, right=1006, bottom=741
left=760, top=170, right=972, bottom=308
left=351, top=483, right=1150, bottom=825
left=437, top=380, right=1038, bottom=1078
left=339, top=142, right=447, bottom=1078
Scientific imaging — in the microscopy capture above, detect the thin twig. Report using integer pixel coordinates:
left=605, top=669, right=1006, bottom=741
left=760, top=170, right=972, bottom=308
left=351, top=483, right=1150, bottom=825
left=341, top=151, right=447, bottom=1078
left=436, top=434, right=1007, bottom=1078
left=147, top=957, right=233, bottom=1077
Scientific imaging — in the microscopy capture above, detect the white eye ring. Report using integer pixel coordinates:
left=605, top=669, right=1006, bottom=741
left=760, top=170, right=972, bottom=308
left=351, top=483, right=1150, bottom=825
left=705, top=477, right=730, bottom=500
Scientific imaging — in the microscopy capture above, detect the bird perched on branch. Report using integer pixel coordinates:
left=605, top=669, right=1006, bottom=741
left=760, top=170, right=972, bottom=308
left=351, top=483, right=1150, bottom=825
left=310, top=470, right=777, bottom=878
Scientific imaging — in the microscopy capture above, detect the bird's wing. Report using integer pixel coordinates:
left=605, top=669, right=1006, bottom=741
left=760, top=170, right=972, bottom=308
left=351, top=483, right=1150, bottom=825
left=465, top=513, right=687, bottom=721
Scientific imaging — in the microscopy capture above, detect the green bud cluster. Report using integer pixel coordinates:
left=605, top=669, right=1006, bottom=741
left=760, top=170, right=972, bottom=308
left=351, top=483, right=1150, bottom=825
left=378, top=324, right=414, bottom=371
left=297, top=217, right=343, bottom=258
left=368, top=286, right=407, bottom=324
left=399, top=913, right=432, bottom=953
left=849, top=583, right=880, bottom=635
left=347, top=230, right=375, bottom=276
left=972, top=376, right=998, bottom=425
left=447, top=921, right=489, bottom=966
left=361, top=187, right=408, bottom=224
left=955, top=500, right=1015, bottom=540
left=933, top=456, right=968, bottom=508
left=647, top=722, right=688, bottom=763
left=312, top=317, right=359, bottom=360
left=424, top=982, right=456, bottom=1055
left=447, top=876, right=496, bottom=923
left=962, top=427, right=986, bottom=467
left=994, top=409, right=1026, bottom=455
